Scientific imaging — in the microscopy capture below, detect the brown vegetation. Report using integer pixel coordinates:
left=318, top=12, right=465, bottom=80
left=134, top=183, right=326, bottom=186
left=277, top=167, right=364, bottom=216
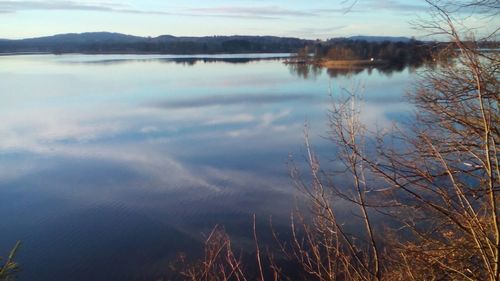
left=0, top=242, right=21, bottom=281
left=320, top=60, right=384, bottom=68
left=172, top=0, right=499, bottom=280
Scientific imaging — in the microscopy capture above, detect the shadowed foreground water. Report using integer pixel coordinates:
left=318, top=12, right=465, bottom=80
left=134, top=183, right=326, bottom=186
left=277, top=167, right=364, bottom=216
left=0, top=54, right=417, bottom=280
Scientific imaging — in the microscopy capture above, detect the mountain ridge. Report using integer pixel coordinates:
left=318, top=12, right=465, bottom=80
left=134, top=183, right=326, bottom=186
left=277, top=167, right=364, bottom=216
left=0, top=32, right=416, bottom=54
left=347, top=35, right=412, bottom=42
left=3, top=32, right=413, bottom=43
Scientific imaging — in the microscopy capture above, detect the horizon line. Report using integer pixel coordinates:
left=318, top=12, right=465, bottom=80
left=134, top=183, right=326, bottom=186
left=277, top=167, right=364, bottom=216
left=0, top=31, right=418, bottom=41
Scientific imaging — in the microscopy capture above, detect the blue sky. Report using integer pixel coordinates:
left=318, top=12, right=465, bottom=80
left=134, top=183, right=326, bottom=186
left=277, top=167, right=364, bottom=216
left=0, top=0, right=496, bottom=39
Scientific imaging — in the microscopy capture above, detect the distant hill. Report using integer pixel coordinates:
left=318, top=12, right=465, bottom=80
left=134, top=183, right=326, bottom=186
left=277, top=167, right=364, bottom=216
left=20, top=32, right=145, bottom=44
left=347, top=36, right=412, bottom=42
left=0, top=32, right=425, bottom=54
left=0, top=32, right=313, bottom=54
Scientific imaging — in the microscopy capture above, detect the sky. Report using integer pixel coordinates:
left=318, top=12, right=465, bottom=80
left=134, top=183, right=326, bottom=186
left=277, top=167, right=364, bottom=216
left=0, top=0, right=497, bottom=39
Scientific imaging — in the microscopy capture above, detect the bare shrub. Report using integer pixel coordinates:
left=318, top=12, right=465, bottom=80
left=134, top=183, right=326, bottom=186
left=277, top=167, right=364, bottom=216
left=172, top=1, right=498, bottom=280
left=0, top=242, right=21, bottom=281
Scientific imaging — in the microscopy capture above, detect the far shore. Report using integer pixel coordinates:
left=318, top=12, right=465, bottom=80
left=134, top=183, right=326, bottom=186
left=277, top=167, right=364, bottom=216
left=321, top=59, right=387, bottom=68
left=0, top=52, right=51, bottom=56
left=0, top=52, right=292, bottom=57
left=284, top=58, right=388, bottom=68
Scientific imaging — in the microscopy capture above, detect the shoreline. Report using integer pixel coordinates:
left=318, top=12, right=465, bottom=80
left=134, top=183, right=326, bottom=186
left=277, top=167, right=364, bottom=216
left=0, top=51, right=292, bottom=57
left=284, top=58, right=388, bottom=68
left=321, top=59, right=387, bottom=68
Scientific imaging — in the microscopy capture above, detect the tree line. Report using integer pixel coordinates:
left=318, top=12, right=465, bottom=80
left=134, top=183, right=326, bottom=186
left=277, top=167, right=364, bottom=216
left=292, top=39, right=456, bottom=66
left=0, top=34, right=310, bottom=54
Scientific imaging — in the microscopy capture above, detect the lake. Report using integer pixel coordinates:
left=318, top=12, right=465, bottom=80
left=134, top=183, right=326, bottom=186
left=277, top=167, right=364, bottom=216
left=0, top=54, right=417, bottom=280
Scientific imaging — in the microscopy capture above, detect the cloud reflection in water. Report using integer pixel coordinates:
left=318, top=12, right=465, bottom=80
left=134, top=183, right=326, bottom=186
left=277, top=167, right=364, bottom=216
left=0, top=54, right=416, bottom=281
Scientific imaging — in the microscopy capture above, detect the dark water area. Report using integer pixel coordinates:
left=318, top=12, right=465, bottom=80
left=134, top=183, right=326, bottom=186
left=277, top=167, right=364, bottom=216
left=0, top=54, right=419, bottom=280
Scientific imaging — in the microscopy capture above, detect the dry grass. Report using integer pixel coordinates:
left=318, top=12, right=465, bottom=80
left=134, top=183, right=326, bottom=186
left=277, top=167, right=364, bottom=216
left=0, top=242, right=21, bottom=281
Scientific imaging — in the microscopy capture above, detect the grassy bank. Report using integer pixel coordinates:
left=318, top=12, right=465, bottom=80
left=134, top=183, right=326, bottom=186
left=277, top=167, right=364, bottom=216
left=320, top=59, right=386, bottom=67
left=284, top=58, right=388, bottom=69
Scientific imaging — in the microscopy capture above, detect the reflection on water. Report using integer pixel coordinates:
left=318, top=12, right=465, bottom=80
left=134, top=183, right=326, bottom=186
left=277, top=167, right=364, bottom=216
left=288, top=59, right=436, bottom=79
left=0, top=54, right=418, bottom=281
left=287, top=63, right=324, bottom=79
left=58, top=53, right=291, bottom=66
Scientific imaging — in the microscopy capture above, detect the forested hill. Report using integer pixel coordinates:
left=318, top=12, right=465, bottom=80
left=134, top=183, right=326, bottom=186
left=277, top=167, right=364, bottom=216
left=0, top=32, right=312, bottom=54
left=0, top=32, right=418, bottom=54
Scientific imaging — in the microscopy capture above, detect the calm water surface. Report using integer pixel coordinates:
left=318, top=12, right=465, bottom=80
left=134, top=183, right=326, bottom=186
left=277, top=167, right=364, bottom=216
left=0, top=54, right=416, bottom=280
